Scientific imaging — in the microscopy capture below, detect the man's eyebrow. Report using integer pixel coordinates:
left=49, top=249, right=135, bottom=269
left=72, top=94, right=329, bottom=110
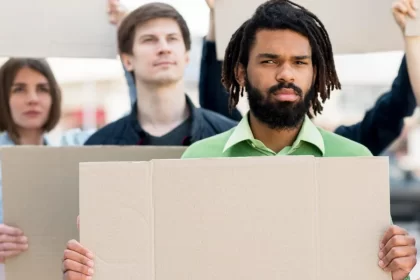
left=294, top=55, right=312, bottom=60
left=257, top=54, right=312, bottom=60
left=257, top=53, right=279, bottom=59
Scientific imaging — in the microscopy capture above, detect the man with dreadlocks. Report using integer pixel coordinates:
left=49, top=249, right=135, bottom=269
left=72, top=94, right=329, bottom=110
left=183, top=0, right=368, bottom=158
left=181, top=0, right=417, bottom=279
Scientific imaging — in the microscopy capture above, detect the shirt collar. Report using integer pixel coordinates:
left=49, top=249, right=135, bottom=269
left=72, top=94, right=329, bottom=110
left=223, top=113, right=325, bottom=155
left=0, top=132, right=50, bottom=146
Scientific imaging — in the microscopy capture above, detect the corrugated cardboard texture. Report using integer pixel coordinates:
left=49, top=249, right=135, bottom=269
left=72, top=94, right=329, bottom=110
left=214, top=0, right=402, bottom=60
left=80, top=162, right=155, bottom=279
left=153, top=157, right=317, bottom=280
left=1, top=146, right=185, bottom=280
left=316, top=158, right=390, bottom=279
left=80, top=156, right=391, bottom=280
left=0, top=0, right=117, bottom=58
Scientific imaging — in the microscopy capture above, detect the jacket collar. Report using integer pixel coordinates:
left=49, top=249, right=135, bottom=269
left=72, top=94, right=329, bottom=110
left=129, top=94, right=202, bottom=145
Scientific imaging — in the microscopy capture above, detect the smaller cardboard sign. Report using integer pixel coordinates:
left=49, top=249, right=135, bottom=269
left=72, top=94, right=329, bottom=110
left=1, top=146, right=186, bottom=280
left=0, top=0, right=117, bottom=58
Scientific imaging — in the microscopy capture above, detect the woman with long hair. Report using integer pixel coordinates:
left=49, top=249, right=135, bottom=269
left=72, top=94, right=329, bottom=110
left=0, top=58, right=91, bottom=263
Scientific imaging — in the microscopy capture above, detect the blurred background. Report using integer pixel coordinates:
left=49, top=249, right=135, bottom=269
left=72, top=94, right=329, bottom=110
left=2, top=0, right=410, bottom=135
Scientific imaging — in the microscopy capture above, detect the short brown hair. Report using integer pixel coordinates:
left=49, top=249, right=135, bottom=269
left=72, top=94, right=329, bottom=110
left=0, top=58, right=62, bottom=142
left=118, top=2, right=191, bottom=55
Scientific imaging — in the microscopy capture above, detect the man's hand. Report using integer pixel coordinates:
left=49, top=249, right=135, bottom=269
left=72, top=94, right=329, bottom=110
left=108, top=0, right=128, bottom=27
left=393, top=0, right=420, bottom=106
left=0, top=224, right=28, bottom=263
left=62, top=240, right=95, bottom=280
left=378, top=225, right=417, bottom=280
left=392, top=0, right=418, bottom=33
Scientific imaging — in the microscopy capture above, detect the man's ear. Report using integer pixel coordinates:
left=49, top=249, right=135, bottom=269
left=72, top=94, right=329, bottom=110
left=235, top=63, right=246, bottom=87
left=121, top=53, right=134, bottom=71
left=312, top=66, right=317, bottom=84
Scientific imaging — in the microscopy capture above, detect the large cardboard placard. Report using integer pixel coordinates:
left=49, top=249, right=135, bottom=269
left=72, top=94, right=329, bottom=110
left=1, top=146, right=186, bottom=280
left=80, top=156, right=391, bottom=279
left=214, top=0, right=418, bottom=60
left=0, top=0, right=117, bottom=58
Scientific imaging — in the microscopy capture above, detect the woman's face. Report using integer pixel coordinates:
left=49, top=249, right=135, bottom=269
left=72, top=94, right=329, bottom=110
left=9, top=67, right=52, bottom=132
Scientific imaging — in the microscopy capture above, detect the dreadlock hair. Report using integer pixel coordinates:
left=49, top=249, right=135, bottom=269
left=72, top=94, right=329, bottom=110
left=222, top=0, right=341, bottom=117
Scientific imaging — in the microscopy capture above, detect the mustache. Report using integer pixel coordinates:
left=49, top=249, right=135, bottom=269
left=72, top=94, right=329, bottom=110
left=268, top=82, right=303, bottom=97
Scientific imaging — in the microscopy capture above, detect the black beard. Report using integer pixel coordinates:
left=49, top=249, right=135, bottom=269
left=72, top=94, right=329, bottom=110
left=246, top=78, right=314, bottom=130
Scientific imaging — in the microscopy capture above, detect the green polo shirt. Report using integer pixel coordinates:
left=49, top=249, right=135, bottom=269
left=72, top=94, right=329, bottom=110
left=182, top=114, right=372, bottom=158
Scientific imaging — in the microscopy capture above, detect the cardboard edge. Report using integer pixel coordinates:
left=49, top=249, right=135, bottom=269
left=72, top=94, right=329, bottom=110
left=149, top=160, right=156, bottom=280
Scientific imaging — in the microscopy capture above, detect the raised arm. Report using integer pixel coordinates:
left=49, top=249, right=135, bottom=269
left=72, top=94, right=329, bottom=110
left=199, top=0, right=242, bottom=121
left=334, top=1, right=419, bottom=155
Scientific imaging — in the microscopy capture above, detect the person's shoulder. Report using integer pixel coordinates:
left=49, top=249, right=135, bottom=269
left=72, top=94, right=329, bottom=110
left=182, top=128, right=234, bottom=159
left=197, top=108, right=238, bottom=132
left=59, top=129, right=96, bottom=146
left=84, top=116, right=129, bottom=145
left=318, top=128, right=372, bottom=156
left=0, top=132, right=14, bottom=146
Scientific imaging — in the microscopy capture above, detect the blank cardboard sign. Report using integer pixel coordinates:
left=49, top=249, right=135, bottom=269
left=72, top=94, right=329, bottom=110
left=0, top=0, right=117, bottom=58
left=0, top=146, right=185, bottom=280
left=214, top=0, right=405, bottom=60
left=80, top=156, right=391, bottom=280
